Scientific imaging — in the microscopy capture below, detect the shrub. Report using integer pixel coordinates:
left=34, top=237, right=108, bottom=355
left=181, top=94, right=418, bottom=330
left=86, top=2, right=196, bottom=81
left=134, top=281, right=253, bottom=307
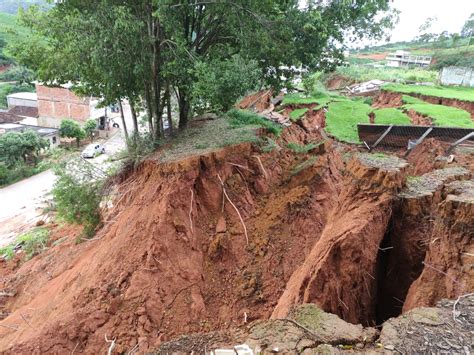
left=227, top=109, right=283, bottom=136
left=83, top=119, right=97, bottom=141
left=52, top=165, right=103, bottom=238
left=17, top=228, right=49, bottom=260
left=59, top=119, right=86, bottom=146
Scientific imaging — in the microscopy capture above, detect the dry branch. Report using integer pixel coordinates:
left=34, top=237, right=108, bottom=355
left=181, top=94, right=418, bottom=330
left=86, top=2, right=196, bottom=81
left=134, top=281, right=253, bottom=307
left=452, top=293, right=474, bottom=323
left=227, top=162, right=255, bottom=173
left=217, top=174, right=249, bottom=245
left=253, top=155, right=267, bottom=179
left=0, top=323, right=18, bottom=330
left=105, top=334, right=116, bottom=355
left=19, top=313, right=32, bottom=328
left=189, top=188, right=194, bottom=234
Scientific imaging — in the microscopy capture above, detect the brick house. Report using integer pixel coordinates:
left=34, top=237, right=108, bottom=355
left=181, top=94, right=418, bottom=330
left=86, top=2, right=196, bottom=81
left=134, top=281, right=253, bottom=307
left=36, top=83, right=105, bottom=128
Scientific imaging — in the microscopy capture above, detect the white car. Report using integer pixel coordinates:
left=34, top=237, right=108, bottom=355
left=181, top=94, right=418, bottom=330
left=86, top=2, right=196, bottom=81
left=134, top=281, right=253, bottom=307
left=81, top=144, right=105, bottom=158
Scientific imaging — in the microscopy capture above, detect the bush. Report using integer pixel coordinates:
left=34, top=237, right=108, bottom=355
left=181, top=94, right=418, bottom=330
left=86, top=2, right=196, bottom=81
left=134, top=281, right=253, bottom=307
left=83, top=119, right=97, bottom=141
left=59, top=119, right=86, bottom=146
left=227, top=109, right=283, bottom=136
left=17, top=228, right=49, bottom=260
left=52, top=165, right=103, bottom=238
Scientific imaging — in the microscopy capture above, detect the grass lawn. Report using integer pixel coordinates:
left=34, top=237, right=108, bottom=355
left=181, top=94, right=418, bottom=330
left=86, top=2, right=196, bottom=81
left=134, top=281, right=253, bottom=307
left=325, top=100, right=371, bottom=143
left=159, top=113, right=267, bottom=162
left=334, top=65, right=438, bottom=84
left=373, top=108, right=411, bottom=125
left=289, top=108, right=308, bottom=121
left=403, top=103, right=474, bottom=128
left=384, top=84, right=474, bottom=102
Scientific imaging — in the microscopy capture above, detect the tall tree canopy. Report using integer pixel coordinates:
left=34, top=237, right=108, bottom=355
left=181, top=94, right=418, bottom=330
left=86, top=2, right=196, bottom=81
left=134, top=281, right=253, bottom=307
left=12, top=0, right=397, bottom=139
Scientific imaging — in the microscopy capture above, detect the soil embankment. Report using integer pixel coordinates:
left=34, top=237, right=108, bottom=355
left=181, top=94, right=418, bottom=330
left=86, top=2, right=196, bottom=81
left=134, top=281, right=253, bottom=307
left=0, top=115, right=472, bottom=353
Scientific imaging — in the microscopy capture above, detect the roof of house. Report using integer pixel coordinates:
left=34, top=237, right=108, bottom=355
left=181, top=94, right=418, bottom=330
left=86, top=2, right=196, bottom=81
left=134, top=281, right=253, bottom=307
left=6, top=92, right=38, bottom=101
left=0, top=111, right=21, bottom=124
left=0, top=123, right=58, bottom=137
left=8, top=105, right=39, bottom=118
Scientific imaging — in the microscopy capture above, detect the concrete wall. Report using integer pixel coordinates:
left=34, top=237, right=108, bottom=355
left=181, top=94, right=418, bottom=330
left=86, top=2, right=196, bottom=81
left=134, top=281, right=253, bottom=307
left=7, top=97, right=37, bottom=108
left=440, top=67, right=474, bottom=87
left=36, top=84, right=91, bottom=125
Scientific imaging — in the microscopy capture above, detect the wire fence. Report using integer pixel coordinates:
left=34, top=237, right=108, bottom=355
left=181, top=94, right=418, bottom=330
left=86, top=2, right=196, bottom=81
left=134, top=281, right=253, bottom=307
left=358, top=124, right=474, bottom=151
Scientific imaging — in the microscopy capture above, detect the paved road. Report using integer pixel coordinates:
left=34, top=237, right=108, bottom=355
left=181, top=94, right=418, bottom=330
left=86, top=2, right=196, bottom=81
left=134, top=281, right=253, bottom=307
left=0, top=169, right=56, bottom=247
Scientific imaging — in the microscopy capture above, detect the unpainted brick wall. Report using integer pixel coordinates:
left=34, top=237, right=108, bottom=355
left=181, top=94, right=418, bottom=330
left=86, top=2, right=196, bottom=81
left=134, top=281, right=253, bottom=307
left=36, top=84, right=91, bottom=122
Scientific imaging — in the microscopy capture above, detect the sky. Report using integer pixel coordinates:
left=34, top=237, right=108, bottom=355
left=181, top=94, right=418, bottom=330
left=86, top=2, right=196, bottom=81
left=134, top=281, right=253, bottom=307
left=384, top=0, right=474, bottom=43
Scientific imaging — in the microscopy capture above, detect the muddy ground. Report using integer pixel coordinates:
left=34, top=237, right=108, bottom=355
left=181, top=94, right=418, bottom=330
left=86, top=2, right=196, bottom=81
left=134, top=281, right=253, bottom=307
left=0, top=111, right=472, bottom=353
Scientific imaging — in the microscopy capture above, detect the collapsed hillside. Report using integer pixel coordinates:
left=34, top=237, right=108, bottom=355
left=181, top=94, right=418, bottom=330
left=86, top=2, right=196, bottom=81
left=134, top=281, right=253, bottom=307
left=0, top=116, right=472, bottom=353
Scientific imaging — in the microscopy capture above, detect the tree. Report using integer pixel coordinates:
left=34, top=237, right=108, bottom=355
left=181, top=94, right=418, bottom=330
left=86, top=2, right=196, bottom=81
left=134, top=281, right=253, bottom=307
left=461, top=13, right=474, bottom=39
left=59, top=119, right=85, bottom=147
left=83, top=119, right=97, bottom=142
left=0, top=130, right=49, bottom=167
left=12, top=1, right=398, bottom=139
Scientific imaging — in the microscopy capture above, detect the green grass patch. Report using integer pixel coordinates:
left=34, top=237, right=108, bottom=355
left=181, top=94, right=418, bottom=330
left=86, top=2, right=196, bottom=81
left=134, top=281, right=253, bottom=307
left=401, top=95, right=425, bottom=105
left=0, top=227, right=50, bottom=261
left=287, top=142, right=316, bottom=154
left=282, top=93, right=320, bottom=105
left=384, top=84, right=474, bottom=102
left=227, top=109, right=282, bottom=136
left=289, top=108, right=308, bottom=121
left=334, top=65, right=438, bottom=84
left=373, top=108, right=411, bottom=125
left=403, top=103, right=474, bottom=128
left=325, top=100, right=371, bottom=143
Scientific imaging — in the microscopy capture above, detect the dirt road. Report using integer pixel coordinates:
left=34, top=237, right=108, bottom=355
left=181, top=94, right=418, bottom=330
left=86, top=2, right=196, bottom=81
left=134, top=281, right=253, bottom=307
left=0, top=169, right=56, bottom=247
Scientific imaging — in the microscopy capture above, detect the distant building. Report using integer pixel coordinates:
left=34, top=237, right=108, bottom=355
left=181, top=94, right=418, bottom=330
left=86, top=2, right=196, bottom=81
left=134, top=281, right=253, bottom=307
left=36, top=83, right=106, bottom=128
left=7, top=92, right=38, bottom=109
left=0, top=123, right=60, bottom=148
left=386, top=50, right=432, bottom=68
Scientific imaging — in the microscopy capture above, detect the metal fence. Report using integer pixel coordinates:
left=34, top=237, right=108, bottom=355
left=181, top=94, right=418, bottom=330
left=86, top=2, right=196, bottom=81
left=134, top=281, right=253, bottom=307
left=358, top=124, right=474, bottom=151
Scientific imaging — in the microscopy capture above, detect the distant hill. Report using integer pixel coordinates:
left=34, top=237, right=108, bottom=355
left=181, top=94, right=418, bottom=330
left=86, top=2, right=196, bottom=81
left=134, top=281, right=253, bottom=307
left=0, top=12, right=28, bottom=66
left=0, top=0, right=48, bottom=15
left=350, top=39, right=474, bottom=70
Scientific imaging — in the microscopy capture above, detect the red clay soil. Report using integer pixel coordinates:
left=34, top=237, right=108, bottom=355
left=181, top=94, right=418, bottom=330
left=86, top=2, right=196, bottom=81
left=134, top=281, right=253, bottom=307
left=325, top=74, right=354, bottom=91
left=372, top=91, right=403, bottom=109
left=405, top=109, right=432, bottom=126
left=404, top=178, right=474, bottom=311
left=236, top=90, right=272, bottom=112
left=271, top=155, right=408, bottom=326
left=405, top=138, right=447, bottom=175
left=354, top=52, right=388, bottom=61
left=0, top=121, right=345, bottom=353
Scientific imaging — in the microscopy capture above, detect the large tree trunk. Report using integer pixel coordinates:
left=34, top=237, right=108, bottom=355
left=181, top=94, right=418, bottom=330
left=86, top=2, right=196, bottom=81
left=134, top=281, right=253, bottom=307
left=118, top=100, right=129, bottom=143
left=178, top=89, right=190, bottom=129
left=144, top=85, right=154, bottom=136
left=129, top=100, right=139, bottom=136
left=166, top=87, right=173, bottom=136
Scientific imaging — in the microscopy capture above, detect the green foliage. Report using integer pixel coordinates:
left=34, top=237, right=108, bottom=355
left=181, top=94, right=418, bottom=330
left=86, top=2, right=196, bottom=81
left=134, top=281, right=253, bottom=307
left=403, top=103, right=474, bottom=128
left=334, top=65, right=438, bottom=84
left=289, top=108, right=309, bottom=122
left=287, top=142, right=317, bottom=154
left=0, top=65, right=34, bottom=82
left=0, top=82, right=35, bottom=108
left=0, top=244, right=15, bottom=260
left=384, top=84, right=474, bottom=102
left=373, top=108, right=411, bottom=125
left=227, top=109, right=282, bottom=137
left=193, top=55, right=260, bottom=113
left=0, top=129, right=49, bottom=167
left=17, top=228, right=49, bottom=260
left=52, top=166, right=103, bottom=238
left=126, top=132, right=158, bottom=164
left=83, top=119, right=97, bottom=141
left=431, top=45, right=474, bottom=70
left=325, top=101, right=371, bottom=143
left=59, top=119, right=85, bottom=145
